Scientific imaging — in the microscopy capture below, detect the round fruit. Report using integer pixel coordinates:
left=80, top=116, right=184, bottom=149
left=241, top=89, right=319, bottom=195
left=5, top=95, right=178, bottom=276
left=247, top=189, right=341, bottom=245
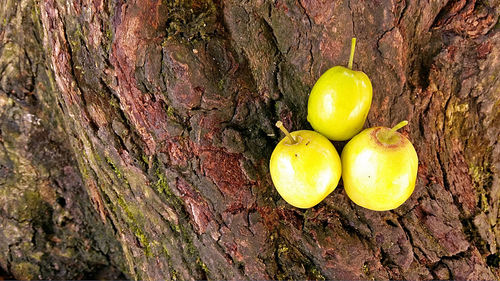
left=341, top=121, right=418, bottom=211
left=270, top=121, right=342, bottom=208
left=307, top=38, right=372, bottom=141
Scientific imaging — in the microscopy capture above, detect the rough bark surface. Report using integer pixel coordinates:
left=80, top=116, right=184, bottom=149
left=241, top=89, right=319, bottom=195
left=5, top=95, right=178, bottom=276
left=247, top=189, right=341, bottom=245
left=0, top=0, right=499, bottom=280
left=0, top=0, right=125, bottom=279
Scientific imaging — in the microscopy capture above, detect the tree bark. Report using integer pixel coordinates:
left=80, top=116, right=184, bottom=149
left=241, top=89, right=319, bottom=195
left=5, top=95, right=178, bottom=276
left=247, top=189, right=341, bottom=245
left=0, top=0, right=125, bottom=279
left=0, top=0, right=499, bottom=280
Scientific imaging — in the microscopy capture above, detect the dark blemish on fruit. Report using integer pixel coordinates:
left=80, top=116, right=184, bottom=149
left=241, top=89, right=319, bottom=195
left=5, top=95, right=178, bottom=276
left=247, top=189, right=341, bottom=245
left=306, top=141, right=310, bottom=146
left=295, top=153, right=298, bottom=157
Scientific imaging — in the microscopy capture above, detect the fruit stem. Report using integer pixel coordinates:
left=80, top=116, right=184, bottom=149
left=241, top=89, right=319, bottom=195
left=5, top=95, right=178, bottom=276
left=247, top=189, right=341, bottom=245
left=390, top=120, right=409, bottom=134
left=276, top=121, right=297, bottom=144
left=380, top=120, right=408, bottom=143
left=348, top=37, right=356, bottom=70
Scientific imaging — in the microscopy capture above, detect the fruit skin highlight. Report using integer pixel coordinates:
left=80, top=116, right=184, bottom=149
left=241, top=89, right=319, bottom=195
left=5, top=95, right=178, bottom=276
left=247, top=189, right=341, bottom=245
left=270, top=122, right=342, bottom=209
left=307, top=38, right=373, bottom=141
left=341, top=121, right=418, bottom=211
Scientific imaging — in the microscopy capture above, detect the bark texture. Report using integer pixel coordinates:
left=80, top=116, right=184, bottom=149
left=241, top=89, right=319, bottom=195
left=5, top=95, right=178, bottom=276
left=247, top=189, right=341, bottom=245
left=0, top=0, right=125, bottom=279
left=0, top=0, right=499, bottom=279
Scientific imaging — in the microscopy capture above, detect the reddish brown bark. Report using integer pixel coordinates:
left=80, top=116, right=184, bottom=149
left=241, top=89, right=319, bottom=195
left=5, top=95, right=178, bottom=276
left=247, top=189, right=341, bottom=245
left=0, top=0, right=498, bottom=279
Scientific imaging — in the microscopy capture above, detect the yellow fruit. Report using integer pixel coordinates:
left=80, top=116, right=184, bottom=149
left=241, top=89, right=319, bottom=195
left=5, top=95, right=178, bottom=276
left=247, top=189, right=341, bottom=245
left=307, top=38, right=372, bottom=141
left=270, top=122, right=342, bottom=208
left=341, top=121, right=418, bottom=211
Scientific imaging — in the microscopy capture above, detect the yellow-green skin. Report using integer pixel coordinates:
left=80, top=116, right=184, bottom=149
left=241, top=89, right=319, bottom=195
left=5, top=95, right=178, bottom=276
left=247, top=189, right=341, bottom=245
left=270, top=130, right=342, bottom=208
left=307, top=66, right=372, bottom=141
left=341, top=127, right=418, bottom=211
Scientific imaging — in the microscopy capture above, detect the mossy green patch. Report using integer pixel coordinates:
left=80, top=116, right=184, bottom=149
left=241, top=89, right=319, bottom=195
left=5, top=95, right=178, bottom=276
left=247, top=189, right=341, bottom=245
left=117, top=196, right=152, bottom=257
left=94, top=150, right=102, bottom=163
left=134, top=228, right=152, bottom=257
left=362, top=263, right=370, bottom=276
left=217, top=78, right=225, bottom=91
left=469, top=164, right=491, bottom=185
left=170, top=223, right=181, bottom=234
left=105, top=156, right=127, bottom=184
left=154, top=168, right=172, bottom=196
left=109, top=96, right=120, bottom=108
left=308, top=266, right=326, bottom=281
left=68, top=27, right=84, bottom=53
left=196, top=257, right=210, bottom=275
left=151, top=164, right=207, bottom=273
left=164, top=0, right=218, bottom=43
left=480, top=192, right=489, bottom=213
left=162, top=244, right=170, bottom=258
left=179, top=223, right=197, bottom=256
left=151, top=164, right=184, bottom=233
left=105, top=28, right=113, bottom=41
left=277, top=243, right=288, bottom=255
left=162, top=244, right=183, bottom=280
left=170, top=269, right=179, bottom=280
left=11, top=262, right=40, bottom=280
left=469, top=163, right=493, bottom=213
left=166, top=105, right=175, bottom=118
left=21, top=191, right=52, bottom=226
left=141, top=154, right=149, bottom=166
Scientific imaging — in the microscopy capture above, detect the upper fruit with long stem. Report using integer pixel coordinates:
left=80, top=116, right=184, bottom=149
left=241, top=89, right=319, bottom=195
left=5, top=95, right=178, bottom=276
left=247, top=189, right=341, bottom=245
left=307, top=38, right=373, bottom=141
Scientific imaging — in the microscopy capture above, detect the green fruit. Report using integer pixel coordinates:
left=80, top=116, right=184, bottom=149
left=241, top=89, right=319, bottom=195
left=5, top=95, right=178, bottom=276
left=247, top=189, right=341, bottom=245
left=341, top=121, right=418, bottom=211
left=270, top=121, right=342, bottom=208
left=307, top=38, right=372, bottom=141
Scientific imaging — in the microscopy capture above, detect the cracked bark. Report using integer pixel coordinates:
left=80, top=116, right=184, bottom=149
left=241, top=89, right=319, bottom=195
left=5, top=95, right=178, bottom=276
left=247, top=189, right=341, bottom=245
left=0, top=0, right=499, bottom=279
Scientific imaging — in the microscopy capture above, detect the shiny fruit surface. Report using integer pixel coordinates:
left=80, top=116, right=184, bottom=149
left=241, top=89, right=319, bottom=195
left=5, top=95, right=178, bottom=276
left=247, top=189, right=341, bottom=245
left=307, top=65, right=372, bottom=141
left=341, top=122, right=418, bottom=211
left=270, top=130, right=341, bottom=208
